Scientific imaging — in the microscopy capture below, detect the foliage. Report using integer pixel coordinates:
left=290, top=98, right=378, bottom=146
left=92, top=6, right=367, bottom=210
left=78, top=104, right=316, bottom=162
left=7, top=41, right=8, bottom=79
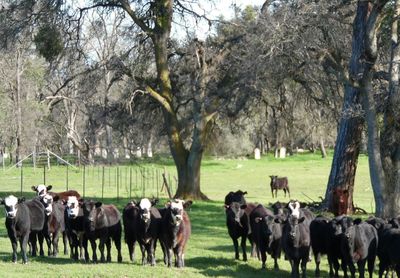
left=34, top=24, right=63, bottom=62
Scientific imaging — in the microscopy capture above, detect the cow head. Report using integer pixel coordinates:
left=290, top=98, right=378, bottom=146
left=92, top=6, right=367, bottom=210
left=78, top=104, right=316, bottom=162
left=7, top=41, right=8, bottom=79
left=224, top=190, right=247, bottom=207
left=269, top=175, right=278, bottom=186
left=226, top=202, right=247, bottom=225
left=165, top=199, right=192, bottom=226
left=139, top=198, right=158, bottom=224
left=82, top=200, right=102, bottom=232
left=331, top=188, right=349, bottom=216
left=0, top=195, right=25, bottom=219
left=41, top=194, right=54, bottom=216
left=64, top=196, right=82, bottom=219
left=330, top=215, right=353, bottom=237
left=286, top=215, right=305, bottom=245
left=255, top=215, right=275, bottom=238
left=31, top=184, right=53, bottom=198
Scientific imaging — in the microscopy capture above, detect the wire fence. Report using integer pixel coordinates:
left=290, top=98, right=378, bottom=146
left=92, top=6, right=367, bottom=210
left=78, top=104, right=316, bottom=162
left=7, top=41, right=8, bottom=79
left=0, top=164, right=177, bottom=201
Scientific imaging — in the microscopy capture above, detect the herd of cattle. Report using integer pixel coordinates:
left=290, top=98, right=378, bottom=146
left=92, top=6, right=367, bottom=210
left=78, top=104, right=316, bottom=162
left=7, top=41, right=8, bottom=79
left=224, top=190, right=400, bottom=278
left=0, top=185, right=191, bottom=268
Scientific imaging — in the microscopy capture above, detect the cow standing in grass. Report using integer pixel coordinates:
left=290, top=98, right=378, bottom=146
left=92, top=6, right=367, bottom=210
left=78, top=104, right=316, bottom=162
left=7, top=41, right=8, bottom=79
left=64, top=196, right=85, bottom=261
left=0, top=195, right=45, bottom=264
left=159, top=199, right=192, bottom=268
left=81, top=200, right=122, bottom=263
left=123, top=201, right=140, bottom=262
left=224, top=190, right=256, bottom=261
left=269, top=176, right=290, bottom=198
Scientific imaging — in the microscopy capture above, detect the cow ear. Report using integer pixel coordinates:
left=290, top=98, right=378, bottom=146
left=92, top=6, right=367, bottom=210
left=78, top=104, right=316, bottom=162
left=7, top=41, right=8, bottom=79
left=78, top=198, right=84, bottom=207
left=243, top=191, right=248, bottom=195
left=0, top=198, right=3, bottom=205
left=151, top=198, right=159, bottom=206
left=240, top=204, right=247, bottom=209
left=254, top=217, right=263, bottom=223
left=53, top=195, right=60, bottom=202
left=298, top=217, right=305, bottom=223
left=31, top=185, right=37, bottom=192
left=18, top=197, right=25, bottom=203
left=62, top=199, right=67, bottom=205
left=183, top=200, right=193, bottom=209
left=224, top=204, right=230, bottom=209
left=47, top=185, right=53, bottom=191
left=354, top=218, right=362, bottom=225
left=274, top=217, right=282, bottom=224
left=95, top=202, right=102, bottom=208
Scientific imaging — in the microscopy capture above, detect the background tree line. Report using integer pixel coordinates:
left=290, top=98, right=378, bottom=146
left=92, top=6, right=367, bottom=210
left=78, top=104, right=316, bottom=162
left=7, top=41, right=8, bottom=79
left=0, top=0, right=398, bottom=216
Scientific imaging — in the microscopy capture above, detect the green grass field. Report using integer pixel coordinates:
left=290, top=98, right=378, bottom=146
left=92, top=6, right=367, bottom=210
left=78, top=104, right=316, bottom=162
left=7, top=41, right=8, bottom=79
left=0, top=153, right=374, bottom=277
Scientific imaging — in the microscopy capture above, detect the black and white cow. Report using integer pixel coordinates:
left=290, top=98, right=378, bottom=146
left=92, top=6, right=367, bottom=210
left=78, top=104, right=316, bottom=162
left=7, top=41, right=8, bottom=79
left=159, top=199, right=192, bottom=268
left=40, top=194, right=68, bottom=257
left=64, top=196, right=85, bottom=261
left=0, top=195, right=45, bottom=263
left=136, top=198, right=162, bottom=266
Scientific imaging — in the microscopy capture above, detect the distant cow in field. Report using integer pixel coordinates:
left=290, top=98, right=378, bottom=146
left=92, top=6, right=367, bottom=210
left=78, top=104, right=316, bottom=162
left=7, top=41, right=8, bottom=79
left=250, top=204, right=282, bottom=270
left=31, top=184, right=80, bottom=203
left=159, top=199, right=192, bottom=268
left=123, top=201, right=140, bottom=262
left=330, top=187, right=350, bottom=216
left=81, top=200, right=122, bottom=263
left=40, top=194, right=67, bottom=257
left=224, top=190, right=256, bottom=261
left=0, top=195, right=45, bottom=263
left=269, top=176, right=290, bottom=198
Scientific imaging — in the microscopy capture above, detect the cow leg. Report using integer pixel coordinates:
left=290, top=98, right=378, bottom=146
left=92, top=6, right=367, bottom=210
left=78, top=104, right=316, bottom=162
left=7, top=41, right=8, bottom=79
left=106, top=238, right=112, bottom=262
left=394, top=264, right=400, bottom=278
left=63, top=231, right=68, bottom=255
left=271, top=188, right=274, bottom=198
left=357, top=260, right=366, bottom=278
left=52, top=230, right=60, bottom=257
left=314, top=252, right=321, bottom=277
left=37, top=232, right=45, bottom=256
left=291, top=259, right=300, bottom=278
left=301, top=257, right=308, bottom=278
left=83, top=237, right=90, bottom=263
left=20, top=233, right=29, bottom=264
left=348, top=262, right=356, bottom=278
left=342, top=261, right=349, bottom=278
left=249, top=236, right=257, bottom=258
left=260, top=248, right=267, bottom=269
left=90, top=239, right=98, bottom=263
left=29, top=232, right=37, bottom=257
left=367, top=254, right=375, bottom=278
left=379, top=260, right=388, bottom=278
left=327, top=254, right=339, bottom=277
left=139, top=243, right=146, bottom=265
left=99, top=238, right=106, bottom=263
left=167, top=248, right=173, bottom=267
left=232, top=237, right=240, bottom=260
left=176, top=247, right=184, bottom=268
left=113, top=231, right=122, bottom=263
left=149, top=240, right=156, bottom=266
left=240, top=235, right=247, bottom=262
left=44, top=232, right=52, bottom=256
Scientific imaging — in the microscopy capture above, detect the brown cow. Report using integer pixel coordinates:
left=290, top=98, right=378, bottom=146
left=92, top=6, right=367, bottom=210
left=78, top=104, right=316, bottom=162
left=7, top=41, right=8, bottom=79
left=31, top=185, right=80, bottom=202
left=269, top=176, right=290, bottom=198
left=330, top=188, right=350, bottom=216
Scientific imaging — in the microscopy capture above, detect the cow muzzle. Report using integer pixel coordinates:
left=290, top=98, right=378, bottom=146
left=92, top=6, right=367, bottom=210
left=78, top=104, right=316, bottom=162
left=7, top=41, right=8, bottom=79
left=6, top=211, right=17, bottom=219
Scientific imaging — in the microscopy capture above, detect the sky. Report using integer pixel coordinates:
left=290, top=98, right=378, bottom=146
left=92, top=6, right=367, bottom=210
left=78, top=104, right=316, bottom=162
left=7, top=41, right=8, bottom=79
left=172, top=0, right=266, bottom=40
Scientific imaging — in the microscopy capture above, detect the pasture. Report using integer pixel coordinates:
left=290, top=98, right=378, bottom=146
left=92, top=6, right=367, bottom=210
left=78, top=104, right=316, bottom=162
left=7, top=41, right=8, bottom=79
left=0, top=153, right=373, bottom=277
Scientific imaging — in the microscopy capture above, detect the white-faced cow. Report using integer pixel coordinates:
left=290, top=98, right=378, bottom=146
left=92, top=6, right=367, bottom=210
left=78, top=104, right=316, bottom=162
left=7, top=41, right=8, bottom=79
left=40, top=194, right=68, bottom=257
left=81, top=200, right=122, bottom=263
left=64, top=196, right=85, bottom=261
left=32, top=184, right=80, bottom=203
left=159, top=199, right=192, bottom=268
left=136, top=198, right=162, bottom=266
left=0, top=195, right=45, bottom=263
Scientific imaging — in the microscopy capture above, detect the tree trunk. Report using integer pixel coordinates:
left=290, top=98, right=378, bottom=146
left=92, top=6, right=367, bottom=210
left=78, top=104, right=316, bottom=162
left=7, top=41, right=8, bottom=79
left=323, top=2, right=369, bottom=214
left=381, top=0, right=400, bottom=217
left=319, top=135, right=327, bottom=159
left=106, top=125, right=113, bottom=163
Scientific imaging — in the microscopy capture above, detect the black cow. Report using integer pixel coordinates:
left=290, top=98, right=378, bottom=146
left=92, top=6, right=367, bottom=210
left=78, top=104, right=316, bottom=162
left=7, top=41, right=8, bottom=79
left=269, top=176, right=290, bottom=198
left=40, top=194, right=67, bottom=257
left=0, top=195, right=45, bottom=263
left=340, top=219, right=378, bottom=278
left=64, top=196, right=85, bottom=261
left=136, top=198, right=161, bottom=266
left=81, top=200, right=122, bottom=263
left=250, top=204, right=282, bottom=270
left=310, top=216, right=332, bottom=277
left=159, top=199, right=192, bottom=268
left=224, top=190, right=256, bottom=261
left=279, top=214, right=311, bottom=278
left=123, top=201, right=140, bottom=262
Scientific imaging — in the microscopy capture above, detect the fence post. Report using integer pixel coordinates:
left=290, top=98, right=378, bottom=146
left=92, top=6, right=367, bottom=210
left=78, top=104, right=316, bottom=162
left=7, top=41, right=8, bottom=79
left=66, top=165, right=69, bottom=191
left=117, top=167, right=120, bottom=201
left=156, top=169, right=159, bottom=199
left=20, top=164, right=23, bottom=197
left=129, top=167, right=132, bottom=200
left=43, top=165, right=46, bottom=185
left=102, top=166, right=105, bottom=201
left=83, top=165, right=86, bottom=198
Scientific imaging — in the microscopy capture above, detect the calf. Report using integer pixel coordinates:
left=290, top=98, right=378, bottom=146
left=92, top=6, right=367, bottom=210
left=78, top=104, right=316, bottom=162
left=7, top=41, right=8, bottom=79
left=331, top=188, right=350, bottom=216
left=81, top=200, right=122, bottom=263
left=310, top=216, right=332, bottom=277
left=32, top=184, right=80, bottom=202
left=269, top=176, right=290, bottom=198
left=64, top=196, right=85, bottom=261
left=40, top=194, right=67, bottom=257
left=224, top=190, right=256, bottom=261
left=0, top=195, right=45, bottom=263
left=136, top=198, right=162, bottom=266
left=250, top=204, right=282, bottom=270
left=340, top=219, right=378, bottom=278
left=159, top=199, right=192, bottom=268
left=123, top=201, right=140, bottom=262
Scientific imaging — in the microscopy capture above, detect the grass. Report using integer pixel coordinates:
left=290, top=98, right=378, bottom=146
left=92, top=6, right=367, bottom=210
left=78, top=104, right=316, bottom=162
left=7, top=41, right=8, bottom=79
left=0, top=152, right=374, bottom=277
